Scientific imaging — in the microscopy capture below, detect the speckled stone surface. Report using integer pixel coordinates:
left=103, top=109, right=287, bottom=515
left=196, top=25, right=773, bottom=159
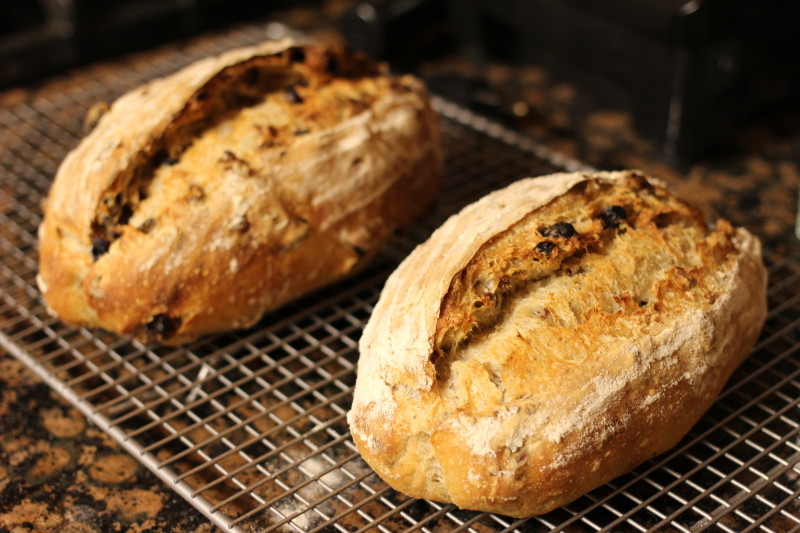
left=2, top=4, right=800, bottom=533
left=0, top=355, right=216, bottom=533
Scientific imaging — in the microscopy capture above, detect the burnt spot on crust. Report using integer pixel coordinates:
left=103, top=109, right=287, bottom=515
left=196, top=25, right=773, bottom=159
left=145, top=314, right=182, bottom=340
left=541, top=222, right=576, bottom=239
left=535, top=241, right=557, bottom=256
left=91, top=237, right=110, bottom=260
left=599, top=206, right=628, bottom=229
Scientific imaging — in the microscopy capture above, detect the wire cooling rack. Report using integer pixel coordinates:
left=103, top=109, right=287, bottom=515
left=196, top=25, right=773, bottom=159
left=1, top=22, right=799, bottom=533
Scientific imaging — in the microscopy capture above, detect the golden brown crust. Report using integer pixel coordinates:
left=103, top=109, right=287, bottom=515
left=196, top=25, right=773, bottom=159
left=37, top=40, right=442, bottom=344
left=348, top=170, right=767, bottom=517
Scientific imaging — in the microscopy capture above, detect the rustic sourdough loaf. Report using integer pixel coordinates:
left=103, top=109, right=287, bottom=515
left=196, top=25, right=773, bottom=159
left=348, top=170, right=767, bottom=517
left=37, top=39, right=441, bottom=344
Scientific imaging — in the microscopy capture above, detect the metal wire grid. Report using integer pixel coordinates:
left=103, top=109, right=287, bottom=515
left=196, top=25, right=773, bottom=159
left=0, top=23, right=798, bottom=533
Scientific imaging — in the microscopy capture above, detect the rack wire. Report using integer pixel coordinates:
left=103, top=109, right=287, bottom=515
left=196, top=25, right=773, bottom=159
left=1, top=23, right=799, bottom=533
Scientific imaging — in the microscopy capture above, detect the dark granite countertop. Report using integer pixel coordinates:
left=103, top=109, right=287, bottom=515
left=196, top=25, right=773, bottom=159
left=0, top=356, right=216, bottom=533
left=1, top=5, right=799, bottom=533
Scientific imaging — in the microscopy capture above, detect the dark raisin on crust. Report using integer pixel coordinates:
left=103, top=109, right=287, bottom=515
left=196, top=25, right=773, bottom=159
left=541, top=221, right=576, bottom=238
left=145, top=314, right=182, bottom=339
left=326, top=54, right=339, bottom=75
left=119, top=203, right=136, bottom=226
left=91, top=237, right=110, bottom=260
left=599, top=205, right=628, bottom=229
left=288, top=47, right=306, bottom=63
left=285, top=85, right=304, bottom=104
left=153, top=150, right=179, bottom=166
left=535, top=241, right=556, bottom=255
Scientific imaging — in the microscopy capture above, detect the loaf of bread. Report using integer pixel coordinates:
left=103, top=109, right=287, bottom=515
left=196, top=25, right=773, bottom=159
left=37, top=40, right=441, bottom=344
left=348, top=170, right=766, bottom=517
